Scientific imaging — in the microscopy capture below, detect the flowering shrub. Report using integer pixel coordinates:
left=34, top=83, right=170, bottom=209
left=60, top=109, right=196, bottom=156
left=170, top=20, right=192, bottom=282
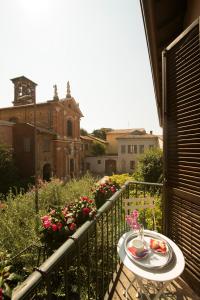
left=72, top=196, right=96, bottom=226
left=93, top=181, right=120, bottom=209
left=40, top=196, right=96, bottom=250
left=40, top=206, right=76, bottom=250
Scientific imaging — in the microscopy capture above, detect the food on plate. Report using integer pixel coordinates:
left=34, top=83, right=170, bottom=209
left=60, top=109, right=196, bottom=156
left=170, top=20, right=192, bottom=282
left=150, top=239, right=167, bottom=254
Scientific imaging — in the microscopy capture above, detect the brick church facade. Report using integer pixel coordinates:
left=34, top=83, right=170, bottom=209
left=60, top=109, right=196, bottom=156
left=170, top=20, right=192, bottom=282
left=0, top=76, right=83, bottom=180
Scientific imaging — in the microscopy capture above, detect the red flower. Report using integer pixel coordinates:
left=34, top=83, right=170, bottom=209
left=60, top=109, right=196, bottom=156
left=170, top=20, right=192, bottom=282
left=57, top=222, right=63, bottom=231
left=0, top=288, right=2, bottom=300
left=43, top=219, right=52, bottom=228
left=51, top=224, right=58, bottom=231
left=81, top=196, right=88, bottom=201
left=69, top=223, right=76, bottom=231
left=110, top=186, right=116, bottom=193
left=82, top=207, right=90, bottom=215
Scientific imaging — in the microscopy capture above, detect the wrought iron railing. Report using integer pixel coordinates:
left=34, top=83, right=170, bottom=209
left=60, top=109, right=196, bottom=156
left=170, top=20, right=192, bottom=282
left=12, top=181, right=163, bottom=300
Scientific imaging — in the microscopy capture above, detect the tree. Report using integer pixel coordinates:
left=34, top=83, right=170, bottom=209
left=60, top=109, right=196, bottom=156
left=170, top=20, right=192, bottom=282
left=0, top=144, right=19, bottom=194
left=91, top=142, right=106, bottom=156
left=80, top=128, right=88, bottom=136
left=92, top=128, right=113, bottom=140
left=134, top=148, right=163, bottom=183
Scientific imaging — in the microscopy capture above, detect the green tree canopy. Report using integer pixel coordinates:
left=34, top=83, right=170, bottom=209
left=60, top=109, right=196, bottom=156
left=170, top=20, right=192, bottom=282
left=91, top=142, right=106, bottom=156
left=80, top=128, right=88, bottom=136
left=134, top=148, right=163, bottom=183
left=92, top=128, right=113, bottom=140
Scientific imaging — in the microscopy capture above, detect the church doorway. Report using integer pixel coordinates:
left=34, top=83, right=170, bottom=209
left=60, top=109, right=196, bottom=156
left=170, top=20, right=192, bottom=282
left=43, top=163, right=51, bottom=181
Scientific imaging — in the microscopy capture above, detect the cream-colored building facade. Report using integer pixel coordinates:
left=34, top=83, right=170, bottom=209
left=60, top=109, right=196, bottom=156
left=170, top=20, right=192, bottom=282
left=85, top=129, right=161, bottom=175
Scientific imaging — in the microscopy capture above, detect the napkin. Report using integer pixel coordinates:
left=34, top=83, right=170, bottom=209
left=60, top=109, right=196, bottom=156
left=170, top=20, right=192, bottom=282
left=150, top=239, right=167, bottom=254
left=128, top=247, right=148, bottom=258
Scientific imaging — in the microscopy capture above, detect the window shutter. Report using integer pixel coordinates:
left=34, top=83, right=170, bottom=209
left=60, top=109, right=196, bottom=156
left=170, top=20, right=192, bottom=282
left=163, top=19, right=200, bottom=295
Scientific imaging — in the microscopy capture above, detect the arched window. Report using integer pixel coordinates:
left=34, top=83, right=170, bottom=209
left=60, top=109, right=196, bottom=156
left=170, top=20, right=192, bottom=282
left=67, top=119, right=73, bottom=137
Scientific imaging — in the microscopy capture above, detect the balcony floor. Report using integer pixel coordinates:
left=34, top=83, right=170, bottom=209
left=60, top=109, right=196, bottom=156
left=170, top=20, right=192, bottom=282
left=104, top=264, right=200, bottom=300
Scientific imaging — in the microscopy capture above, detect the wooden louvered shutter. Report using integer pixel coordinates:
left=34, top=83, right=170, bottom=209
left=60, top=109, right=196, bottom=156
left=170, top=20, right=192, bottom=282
left=163, top=18, right=200, bottom=295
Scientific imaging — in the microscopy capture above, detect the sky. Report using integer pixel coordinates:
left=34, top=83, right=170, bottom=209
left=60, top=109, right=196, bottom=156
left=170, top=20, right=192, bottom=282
left=0, top=0, right=162, bottom=135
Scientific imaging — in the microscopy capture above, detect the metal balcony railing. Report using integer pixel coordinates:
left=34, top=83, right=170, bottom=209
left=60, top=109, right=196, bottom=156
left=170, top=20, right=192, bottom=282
left=12, top=181, right=163, bottom=300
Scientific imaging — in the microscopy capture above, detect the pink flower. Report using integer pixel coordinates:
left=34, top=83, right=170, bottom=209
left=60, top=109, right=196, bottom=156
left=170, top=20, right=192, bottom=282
left=57, top=222, right=63, bottom=230
left=43, top=220, right=52, bottom=228
left=50, top=209, right=56, bottom=215
left=82, top=207, right=90, bottom=215
left=41, top=215, right=50, bottom=222
left=110, top=186, right=116, bottom=193
left=132, top=210, right=139, bottom=218
left=51, top=224, right=58, bottom=231
left=69, top=223, right=76, bottom=231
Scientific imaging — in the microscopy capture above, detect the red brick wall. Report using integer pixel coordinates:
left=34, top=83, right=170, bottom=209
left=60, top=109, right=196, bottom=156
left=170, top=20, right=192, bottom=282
left=0, top=125, right=13, bottom=147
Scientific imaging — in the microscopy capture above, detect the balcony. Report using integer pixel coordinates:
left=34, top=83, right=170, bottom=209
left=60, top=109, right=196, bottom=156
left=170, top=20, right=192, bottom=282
left=12, top=181, right=199, bottom=300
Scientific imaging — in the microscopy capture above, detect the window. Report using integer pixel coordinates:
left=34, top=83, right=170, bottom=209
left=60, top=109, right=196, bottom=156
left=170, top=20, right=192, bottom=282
left=139, top=145, right=144, bottom=153
left=67, top=119, right=73, bottom=137
left=121, top=145, right=126, bottom=154
left=43, top=139, right=50, bottom=152
left=23, top=137, right=31, bottom=152
left=97, top=160, right=101, bottom=164
left=130, top=160, right=135, bottom=169
left=85, top=143, right=89, bottom=151
left=128, top=145, right=137, bottom=154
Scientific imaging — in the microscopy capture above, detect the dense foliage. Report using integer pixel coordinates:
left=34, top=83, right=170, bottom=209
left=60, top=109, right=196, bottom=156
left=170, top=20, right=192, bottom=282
left=0, top=144, right=19, bottom=194
left=80, top=128, right=88, bottom=136
left=109, top=173, right=134, bottom=186
left=91, top=142, right=106, bottom=156
left=0, top=174, right=96, bottom=256
left=134, top=148, right=163, bottom=183
left=92, top=128, right=112, bottom=140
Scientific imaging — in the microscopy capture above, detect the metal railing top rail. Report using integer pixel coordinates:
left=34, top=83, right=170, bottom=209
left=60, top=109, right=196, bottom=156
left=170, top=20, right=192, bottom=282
left=13, top=185, right=127, bottom=300
left=125, top=180, right=163, bottom=187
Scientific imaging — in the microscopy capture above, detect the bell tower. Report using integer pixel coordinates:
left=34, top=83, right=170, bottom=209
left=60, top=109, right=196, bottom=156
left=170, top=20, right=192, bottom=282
left=11, top=76, right=37, bottom=106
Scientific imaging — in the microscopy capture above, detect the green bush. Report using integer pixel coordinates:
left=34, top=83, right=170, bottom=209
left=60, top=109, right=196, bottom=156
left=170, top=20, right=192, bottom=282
left=109, top=174, right=134, bottom=186
left=134, top=148, right=163, bottom=183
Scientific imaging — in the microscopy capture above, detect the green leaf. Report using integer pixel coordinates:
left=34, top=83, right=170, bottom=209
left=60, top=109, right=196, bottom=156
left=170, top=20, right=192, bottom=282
left=3, top=266, right=12, bottom=273
left=4, top=282, right=12, bottom=297
left=0, top=275, right=4, bottom=287
left=7, top=272, right=22, bottom=281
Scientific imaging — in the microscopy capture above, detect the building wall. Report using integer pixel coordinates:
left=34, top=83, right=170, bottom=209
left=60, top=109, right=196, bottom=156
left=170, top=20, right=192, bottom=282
left=0, top=123, right=13, bottom=147
left=117, top=137, right=159, bottom=173
left=0, top=94, right=82, bottom=180
left=106, top=132, right=125, bottom=154
left=13, top=124, right=35, bottom=178
left=85, top=156, right=118, bottom=175
left=184, top=0, right=200, bottom=27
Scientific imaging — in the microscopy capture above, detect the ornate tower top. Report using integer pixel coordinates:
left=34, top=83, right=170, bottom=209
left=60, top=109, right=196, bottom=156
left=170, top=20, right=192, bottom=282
left=66, top=81, right=71, bottom=98
left=11, top=76, right=37, bottom=106
left=53, top=84, right=59, bottom=101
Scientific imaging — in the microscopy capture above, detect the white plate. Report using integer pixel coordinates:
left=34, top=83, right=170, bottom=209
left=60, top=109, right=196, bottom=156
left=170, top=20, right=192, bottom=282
left=124, top=232, right=173, bottom=270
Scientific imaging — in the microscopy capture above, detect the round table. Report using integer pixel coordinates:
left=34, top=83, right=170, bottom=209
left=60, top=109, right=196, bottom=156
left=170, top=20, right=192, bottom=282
left=117, top=230, right=185, bottom=300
